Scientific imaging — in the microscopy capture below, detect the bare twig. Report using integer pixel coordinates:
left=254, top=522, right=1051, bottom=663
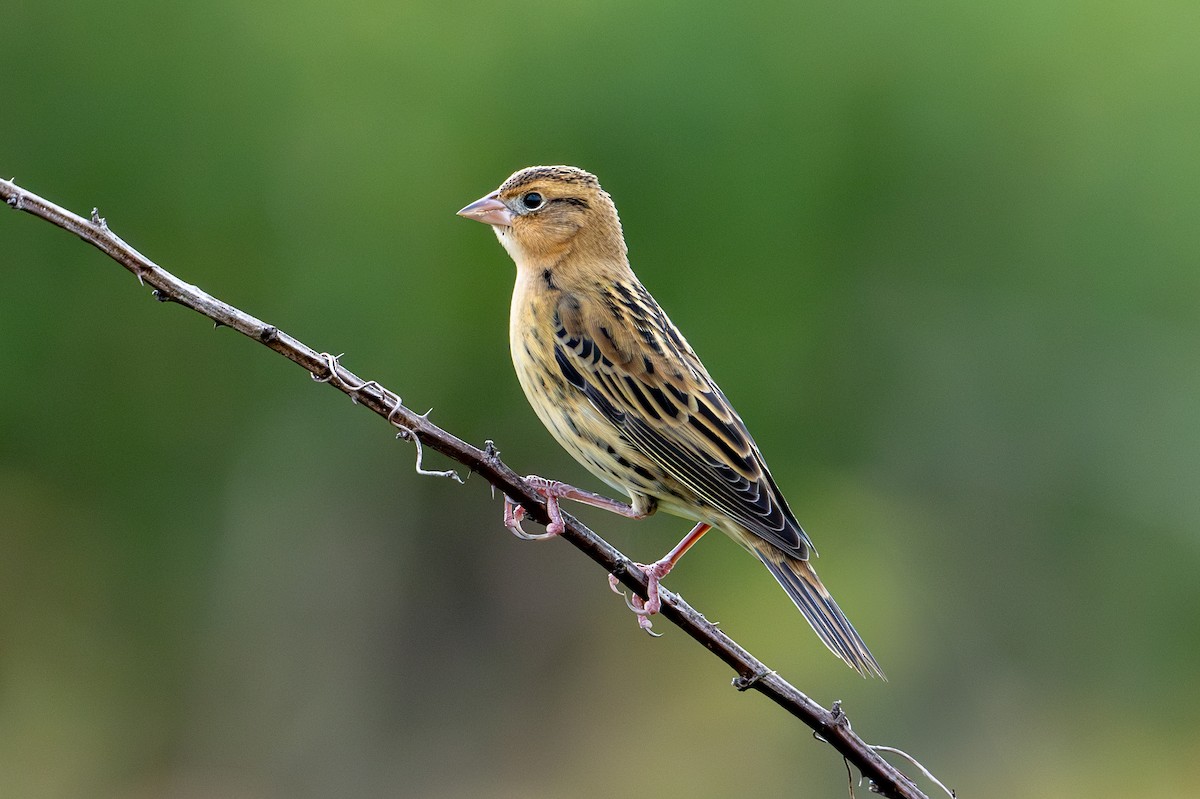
left=2, top=176, right=942, bottom=799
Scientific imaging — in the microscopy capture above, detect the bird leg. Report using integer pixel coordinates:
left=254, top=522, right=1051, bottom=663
left=609, top=522, right=712, bottom=634
left=503, top=475, right=650, bottom=540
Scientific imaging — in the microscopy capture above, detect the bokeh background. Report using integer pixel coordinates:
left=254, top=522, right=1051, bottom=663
left=3, top=2, right=1198, bottom=797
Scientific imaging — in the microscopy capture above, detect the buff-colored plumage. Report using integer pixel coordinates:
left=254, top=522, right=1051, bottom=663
left=458, top=166, right=883, bottom=678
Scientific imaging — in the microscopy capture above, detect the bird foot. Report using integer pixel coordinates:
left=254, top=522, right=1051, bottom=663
left=502, top=498, right=559, bottom=540
left=501, top=475, right=575, bottom=539
left=607, top=560, right=674, bottom=636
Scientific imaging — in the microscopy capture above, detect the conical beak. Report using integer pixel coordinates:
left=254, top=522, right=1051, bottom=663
left=457, top=192, right=514, bottom=227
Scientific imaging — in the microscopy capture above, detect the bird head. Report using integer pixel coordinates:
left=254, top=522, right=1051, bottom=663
left=457, top=165, right=627, bottom=270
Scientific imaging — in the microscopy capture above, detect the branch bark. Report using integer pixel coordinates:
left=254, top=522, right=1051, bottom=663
left=2, top=176, right=940, bottom=799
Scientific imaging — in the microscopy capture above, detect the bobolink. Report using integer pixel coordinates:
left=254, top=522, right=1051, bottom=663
left=459, top=166, right=883, bottom=678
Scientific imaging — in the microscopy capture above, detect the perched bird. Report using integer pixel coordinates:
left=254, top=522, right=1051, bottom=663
left=458, top=166, right=883, bottom=678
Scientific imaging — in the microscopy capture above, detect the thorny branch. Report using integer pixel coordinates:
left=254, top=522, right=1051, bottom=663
left=2, top=176, right=947, bottom=799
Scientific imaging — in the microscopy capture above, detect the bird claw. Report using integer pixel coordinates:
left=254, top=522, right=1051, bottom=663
left=521, top=476, right=569, bottom=534
left=608, top=562, right=670, bottom=634
left=629, top=592, right=663, bottom=636
left=510, top=526, right=558, bottom=542
left=623, top=589, right=652, bottom=616
left=502, top=496, right=558, bottom=541
left=499, top=475, right=571, bottom=540
left=607, top=574, right=647, bottom=614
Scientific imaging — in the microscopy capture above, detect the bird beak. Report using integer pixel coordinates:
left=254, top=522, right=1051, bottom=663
left=457, top=192, right=514, bottom=227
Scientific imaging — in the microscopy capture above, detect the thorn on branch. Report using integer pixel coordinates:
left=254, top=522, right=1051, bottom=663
left=90, top=207, right=108, bottom=230
left=813, top=700, right=850, bottom=746
left=483, top=440, right=499, bottom=497
left=830, top=700, right=850, bottom=730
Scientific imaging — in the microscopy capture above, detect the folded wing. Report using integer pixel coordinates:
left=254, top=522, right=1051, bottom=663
left=552, top=285, right=814, bottom=560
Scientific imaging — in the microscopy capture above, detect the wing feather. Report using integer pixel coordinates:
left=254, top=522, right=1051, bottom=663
left=553, top=286, right=814, bottom=559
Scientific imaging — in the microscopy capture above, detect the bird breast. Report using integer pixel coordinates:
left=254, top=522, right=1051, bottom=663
left=508, top=272, right=672, bottom=514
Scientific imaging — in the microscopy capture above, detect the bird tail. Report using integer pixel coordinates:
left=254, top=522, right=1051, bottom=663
left=756, top=553, right=886, bottom=679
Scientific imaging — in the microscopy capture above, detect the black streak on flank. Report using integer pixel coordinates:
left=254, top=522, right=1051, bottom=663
left=631, top=463, right=656, bottom=482
left=542, top=268, right=557, bottom=290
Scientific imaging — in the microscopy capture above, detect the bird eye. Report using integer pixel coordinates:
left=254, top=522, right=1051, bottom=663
left=522, top=192, right=544, bottom=210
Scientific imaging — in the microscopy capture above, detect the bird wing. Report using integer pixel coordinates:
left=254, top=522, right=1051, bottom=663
left=552, top=284, right=814, bottom=560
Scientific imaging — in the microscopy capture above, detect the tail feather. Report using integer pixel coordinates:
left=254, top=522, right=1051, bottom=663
left=758, top=554, right=885, bottom=680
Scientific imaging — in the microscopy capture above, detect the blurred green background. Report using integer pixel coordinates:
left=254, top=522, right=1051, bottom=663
left=3, top=1, right=1198, bottom=797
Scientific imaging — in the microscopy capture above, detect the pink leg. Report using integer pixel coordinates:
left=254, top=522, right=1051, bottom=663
left=503, top=476, right=651, bottom=540
left=608, top=522, right=712, bottom=634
